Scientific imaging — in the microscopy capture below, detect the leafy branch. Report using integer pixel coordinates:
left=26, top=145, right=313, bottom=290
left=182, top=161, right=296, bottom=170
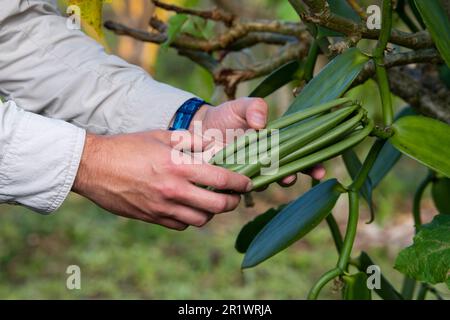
left=104, top=0, right=446, bottom=108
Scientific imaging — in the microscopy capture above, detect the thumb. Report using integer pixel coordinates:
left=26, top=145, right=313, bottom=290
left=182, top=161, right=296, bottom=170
left=231, top=97, right=268, bottom=129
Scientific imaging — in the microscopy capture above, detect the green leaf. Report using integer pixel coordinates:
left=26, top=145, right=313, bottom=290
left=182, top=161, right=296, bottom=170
left=284, top=48, right=369, bottom=115
left=249, top=61, right=302, bottom=98
left=395, top=215, right=450, bottom=288
left=390, top=116, right=450, bottom=177
left=414, top=0, right=450, bottom=67
left=342, top=272, right=372, bottom=300
left=439, top=65, right=450, bottom=89
left=242, top=179, right=342, bottom=268
left=162, top=14, right=189, bottom=48
left=342, top=150, right=374, bottom=220
left=357, top=252, right=404, bottom=300
left=369, top=107, right=417, bottom=188
left=432, top=178, right=450, bottom=215
left=235, top=206, right=283, bottom=253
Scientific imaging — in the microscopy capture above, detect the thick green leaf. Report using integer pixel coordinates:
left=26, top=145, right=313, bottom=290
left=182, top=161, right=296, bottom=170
left=342, top=150, right=374, bottom=219
left=414, top=0, right=450, bottom=67
left=182, top=16, right=214, bottom=40
left=235, top=206, right=283, bottom=253
left=342, top=272, right=372, bottom=300
left=162, top=14, right=188, bottom=48
left=395, top=215, right=450, bottom=288
left=284, top=48, right=369, bottom=115
left=369, top=107, right=417, bottom=188
left=390, top=116, right=450, bottom=177
left=407, top=0, right=426, bottom=29
left=242, top=179, right=342, bottom=268
left=439, top=65, right=450, bottom=89
left=249, top=61, right=301, bottom=98
left=358, top=252, right=404, bottom=300
left=369, top=142, right=401, bottom=188
left=432, top=178, right=450, bottom=215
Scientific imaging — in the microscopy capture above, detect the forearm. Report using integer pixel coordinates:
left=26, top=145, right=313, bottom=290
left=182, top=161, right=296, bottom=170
left=0, top=0, right=196, bottom=134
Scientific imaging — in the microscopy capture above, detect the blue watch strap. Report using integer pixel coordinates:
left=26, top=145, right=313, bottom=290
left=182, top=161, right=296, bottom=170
left=169, top=98, right=206, bottom=131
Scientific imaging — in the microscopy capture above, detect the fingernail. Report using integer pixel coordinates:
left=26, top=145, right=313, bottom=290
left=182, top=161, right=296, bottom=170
left=250, top=112, right=266, bottom=128
left=246, top=181, right=253, bottom=192
left=284, top=175, right=296, bottom=185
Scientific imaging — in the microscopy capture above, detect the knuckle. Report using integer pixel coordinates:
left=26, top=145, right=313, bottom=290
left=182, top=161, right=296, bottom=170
left=171, top=163, right=188, bottom=176
left=164, top=209, right=177, bottom=219
left=213, top=197, right=229, bottom=213
left=193, top=216, right=209, bottom=227
left=214, top=171, right=229, bottom=189
left=159, top=183, right=178, bottom=200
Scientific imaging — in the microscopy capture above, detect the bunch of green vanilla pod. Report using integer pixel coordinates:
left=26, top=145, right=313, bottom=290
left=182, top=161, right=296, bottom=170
left=211, top=98, right=374, bottom=191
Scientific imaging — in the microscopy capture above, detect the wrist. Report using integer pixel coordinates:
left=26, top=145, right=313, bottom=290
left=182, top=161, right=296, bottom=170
left=188, top=104, right=210, bottom=133
left=72, top=133, right=103, bottom=195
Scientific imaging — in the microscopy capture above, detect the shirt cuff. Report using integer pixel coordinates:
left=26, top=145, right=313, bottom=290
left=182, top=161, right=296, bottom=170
left=0, top=101, right=86, bottom=214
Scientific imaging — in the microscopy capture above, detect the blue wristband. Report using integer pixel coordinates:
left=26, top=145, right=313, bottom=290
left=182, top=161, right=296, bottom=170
left=169, top=98, right=206, bottom=131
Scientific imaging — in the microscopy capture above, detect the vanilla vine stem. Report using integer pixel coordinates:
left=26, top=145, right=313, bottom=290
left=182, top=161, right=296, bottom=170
left=308, top=139, right=386, bottom=299
left=373, top=0, right=394, bottom=126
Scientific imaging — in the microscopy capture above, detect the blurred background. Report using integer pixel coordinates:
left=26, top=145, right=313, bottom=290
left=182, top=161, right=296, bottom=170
left=0, top=0, right=447, bottom=299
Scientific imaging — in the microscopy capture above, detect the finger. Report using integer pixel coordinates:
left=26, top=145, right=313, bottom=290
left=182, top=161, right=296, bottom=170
left=182, top=164, right=252, bottom=193
left=303, top=164, right=326, bottom=180
left=156, top=218, right=189, bottom=231
left=225, top=97, right=268, bottom=130
left=243, top=98, right=268, bottom=129
left=175, top=181, right=241, bottom=214
left=277, top=174, right=297, bottom=187
left=254, top=185, right=269, bottom=192
left=166, top=204, right=214, bottom=227
left=130, top=210, right=189, bottom=231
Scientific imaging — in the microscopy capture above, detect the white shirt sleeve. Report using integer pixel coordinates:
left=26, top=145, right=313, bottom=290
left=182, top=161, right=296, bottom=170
left=0, top=0, right=197, bottom=214
left=0, top=100, right=85, bottom=213
left=0, top=0, right=196, bottom=134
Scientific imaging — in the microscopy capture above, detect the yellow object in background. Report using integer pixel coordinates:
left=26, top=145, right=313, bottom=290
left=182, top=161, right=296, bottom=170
left=64, top=0, right=187, bottom=72
left=67, top=0, right=106, bottom=37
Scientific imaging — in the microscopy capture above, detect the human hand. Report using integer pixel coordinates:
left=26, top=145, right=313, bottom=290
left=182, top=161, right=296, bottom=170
left=72, top=131, right=252, bottom=230
left=191, top=97, right=326, bottom=185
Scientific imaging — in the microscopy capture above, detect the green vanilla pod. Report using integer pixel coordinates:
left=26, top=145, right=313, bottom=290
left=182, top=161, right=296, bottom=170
left=211, top=97, right=353, bottom=165
left=267, top=97, right=353, bottom=130
left=250, top=120, right=374, bottom=190
left=210, top=130, right=259, bottom=165
left=278, top=105, right=357, bottom=145
left=279, top=109, right=366, bottom=166
left=237, top=105, right=360, bottom=177
left=225, top=105, right=360, bottom=167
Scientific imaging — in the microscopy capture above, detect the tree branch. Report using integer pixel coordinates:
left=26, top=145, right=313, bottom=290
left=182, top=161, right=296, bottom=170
left=104, top=19, right=307, bottom=52
left=350, top=48, right=448, bottom=123
left=203, top=42, right=309, bottom=98
left=354, top=48, right=443, bottom=86
left=152, top=0, right=235, bottom=26
left=104, top=20, right=166, bottom=43
left=297, top=0, right=434, bottom=49
left=388, top=67, right=450, bottom=124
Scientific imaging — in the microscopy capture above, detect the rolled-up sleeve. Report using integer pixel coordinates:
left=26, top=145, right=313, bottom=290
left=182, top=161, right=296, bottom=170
left=0, top=0, right=196, bottom=135
left=0, top=100, right=85, bottom=213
